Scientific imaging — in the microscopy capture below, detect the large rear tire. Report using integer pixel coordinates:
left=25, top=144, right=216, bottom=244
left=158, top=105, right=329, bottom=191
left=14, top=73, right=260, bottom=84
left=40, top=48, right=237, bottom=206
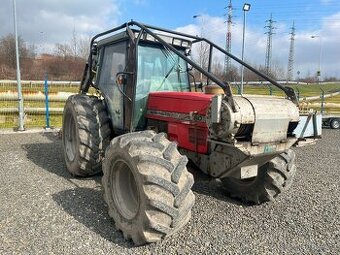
left=102, top=131, right=195, bottom=245
left=62, top=94, right=111, bottom=177
left=221, top=149, right=296, bottom=204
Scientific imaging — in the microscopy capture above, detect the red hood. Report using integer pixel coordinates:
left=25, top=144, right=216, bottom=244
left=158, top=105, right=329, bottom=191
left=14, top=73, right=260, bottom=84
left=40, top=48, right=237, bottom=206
left=147, top=91, right=213, bottom=116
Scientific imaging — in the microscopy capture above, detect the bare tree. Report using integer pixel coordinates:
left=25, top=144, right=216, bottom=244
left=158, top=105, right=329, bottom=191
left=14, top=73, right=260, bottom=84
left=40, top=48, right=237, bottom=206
left=269, top=60, right=285, bottom=80
left=54, top=32, right=90, bottom=60
left=54, top=43, right=71, bottom=59
left=77, top=35, right=91, bottom=60
left=0, top=34, right=35, bottom=69
left=223, top=65, right=240, bottom=82
left=0, top=33, right=36, bottom=79
left=198, top=41, right=209, bottom=71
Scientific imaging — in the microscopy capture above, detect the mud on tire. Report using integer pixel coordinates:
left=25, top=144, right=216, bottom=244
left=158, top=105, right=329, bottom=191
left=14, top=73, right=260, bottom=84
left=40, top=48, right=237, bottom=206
left=62, top=94, right=111, bottom=176
left=102, top=130, right=195, bottom=245
left=222, top=149, right=296, bottom=204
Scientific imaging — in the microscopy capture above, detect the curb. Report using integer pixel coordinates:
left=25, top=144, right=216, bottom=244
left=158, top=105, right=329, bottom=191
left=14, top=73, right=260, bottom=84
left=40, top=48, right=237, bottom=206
left=0, top=128, right=60, bottom=135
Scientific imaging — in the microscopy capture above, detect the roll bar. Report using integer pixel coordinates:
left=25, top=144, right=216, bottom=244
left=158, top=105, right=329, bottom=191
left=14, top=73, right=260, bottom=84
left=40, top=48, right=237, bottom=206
left=81, top=20, right=298, bottom=106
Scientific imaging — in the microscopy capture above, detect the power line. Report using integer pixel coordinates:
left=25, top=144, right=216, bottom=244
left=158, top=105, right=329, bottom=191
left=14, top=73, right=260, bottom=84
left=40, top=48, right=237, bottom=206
left=224, top=0, right=233, bottom=75
left=287, top=21, right=296, bottom=81
left=264, top=13, right=276, bottom=75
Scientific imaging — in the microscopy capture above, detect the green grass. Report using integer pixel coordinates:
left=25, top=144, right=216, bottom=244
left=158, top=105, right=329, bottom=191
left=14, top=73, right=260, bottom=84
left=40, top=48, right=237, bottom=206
left=0, top=83, right=97, bottom=94
left=231, top=83, right=340, bottom=97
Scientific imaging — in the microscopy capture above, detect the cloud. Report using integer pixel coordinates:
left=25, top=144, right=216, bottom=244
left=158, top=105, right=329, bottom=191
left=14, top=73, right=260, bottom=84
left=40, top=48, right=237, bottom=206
left=0, top=0, right=120, bottom=52
left=175, top=13, right=340, bottom=79
left=1, top=1, right=338, bottom=79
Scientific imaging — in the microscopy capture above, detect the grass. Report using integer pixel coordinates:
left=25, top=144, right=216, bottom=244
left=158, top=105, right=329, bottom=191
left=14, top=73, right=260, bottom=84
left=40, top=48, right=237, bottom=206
left=1, top=82, right=339, bottom=129
left=232, top=83, right=340, bottom=115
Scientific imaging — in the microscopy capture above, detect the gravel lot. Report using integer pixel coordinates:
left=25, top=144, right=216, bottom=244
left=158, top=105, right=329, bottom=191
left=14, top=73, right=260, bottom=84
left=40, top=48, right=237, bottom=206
left=0, top=129, right=339, bottom=254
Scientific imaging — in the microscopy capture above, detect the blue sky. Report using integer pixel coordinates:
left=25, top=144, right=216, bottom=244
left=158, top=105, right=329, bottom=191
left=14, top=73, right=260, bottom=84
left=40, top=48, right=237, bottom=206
left=119, top=0, right=337, bottom=32
left=1, top=0, right=340, bottom=78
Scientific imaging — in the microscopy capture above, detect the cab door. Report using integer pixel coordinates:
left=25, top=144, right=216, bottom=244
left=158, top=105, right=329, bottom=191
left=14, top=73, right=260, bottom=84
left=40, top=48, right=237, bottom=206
left=97, top=41, right=127, bottom=133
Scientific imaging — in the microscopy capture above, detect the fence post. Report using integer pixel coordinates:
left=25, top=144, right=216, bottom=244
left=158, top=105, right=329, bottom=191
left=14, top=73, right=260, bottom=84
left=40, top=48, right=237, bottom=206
left=296, top=88, right=300, bottom=101
left=320, top=88, right=324, bottom=114
left=237, top=84, right=241, bottom=95
left=44, top=73, right=50, bottom=128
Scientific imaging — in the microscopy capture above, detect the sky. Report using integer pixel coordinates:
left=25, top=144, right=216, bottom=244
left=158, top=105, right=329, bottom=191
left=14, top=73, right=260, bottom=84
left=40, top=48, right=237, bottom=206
left=1, top=0, right=340, bottom=79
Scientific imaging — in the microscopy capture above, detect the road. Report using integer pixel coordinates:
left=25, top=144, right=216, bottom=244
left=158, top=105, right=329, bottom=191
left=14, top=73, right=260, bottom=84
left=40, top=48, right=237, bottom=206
left=0, top=129, right=339, bottom=254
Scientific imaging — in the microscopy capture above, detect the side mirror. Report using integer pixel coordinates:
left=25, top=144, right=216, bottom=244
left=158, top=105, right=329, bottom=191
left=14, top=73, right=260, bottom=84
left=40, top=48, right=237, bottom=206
left=91, top=44, right=98, bottom=56
left=116, top=72, right=127, bottom=86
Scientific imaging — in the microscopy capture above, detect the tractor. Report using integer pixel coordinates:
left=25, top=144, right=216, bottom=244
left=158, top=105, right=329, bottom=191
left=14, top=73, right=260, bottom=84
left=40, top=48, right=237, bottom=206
left=62, top=21, right=310, bottom=245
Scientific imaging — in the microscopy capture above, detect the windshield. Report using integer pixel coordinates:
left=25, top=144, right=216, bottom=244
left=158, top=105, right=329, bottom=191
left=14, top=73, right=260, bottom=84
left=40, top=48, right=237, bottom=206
left=133, top=43, right=190, bottom=129
left=136, top=43, right=190, bottom=96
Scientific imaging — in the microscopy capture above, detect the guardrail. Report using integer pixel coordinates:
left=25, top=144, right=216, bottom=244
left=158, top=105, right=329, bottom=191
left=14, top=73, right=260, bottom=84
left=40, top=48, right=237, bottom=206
left=0, top=107, right=64, bottom=114
left=0, top=80, right=80, bottom=86
left=0, top=91, right=73, bottom=102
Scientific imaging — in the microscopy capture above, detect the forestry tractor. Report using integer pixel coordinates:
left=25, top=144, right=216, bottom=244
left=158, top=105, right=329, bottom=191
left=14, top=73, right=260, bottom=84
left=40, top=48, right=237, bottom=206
left=62, top=21, right=315, bottom=245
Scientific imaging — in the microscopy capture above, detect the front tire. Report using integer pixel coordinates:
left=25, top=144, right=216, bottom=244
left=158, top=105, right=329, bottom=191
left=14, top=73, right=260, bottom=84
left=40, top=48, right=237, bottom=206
left=221, top=149, right=296, bottom=204
left=102, top=131, right=195, bottom=245
left=62, top=94, right=111, bottom=176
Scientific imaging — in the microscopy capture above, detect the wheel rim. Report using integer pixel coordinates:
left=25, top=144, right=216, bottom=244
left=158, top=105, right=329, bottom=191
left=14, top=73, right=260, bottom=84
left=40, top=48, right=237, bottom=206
left=64, top=112, right=77, bottom=162
left=332, top=120, right=340, bottom=129
left=111, top=159, right=140, bottom=220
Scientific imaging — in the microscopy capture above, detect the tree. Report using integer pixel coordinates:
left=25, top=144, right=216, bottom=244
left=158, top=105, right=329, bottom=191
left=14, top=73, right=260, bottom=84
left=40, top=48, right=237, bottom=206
left=0, top=34, right=36, bottom=79
left=54, top=43, right=71, bottom=59
left=223, top=65, right=240, bottom=82
left=0, top=34, right=35, bottom=69
left=77, top=36, right=90, bottom=60
left=54, top=32, right=90, bottom=60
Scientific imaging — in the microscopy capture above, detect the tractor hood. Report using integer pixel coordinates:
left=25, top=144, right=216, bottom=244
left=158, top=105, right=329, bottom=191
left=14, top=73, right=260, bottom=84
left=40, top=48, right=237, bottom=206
left=147, top=92, right=299, bottom=145
left=146, top=91, right=212, bottom=124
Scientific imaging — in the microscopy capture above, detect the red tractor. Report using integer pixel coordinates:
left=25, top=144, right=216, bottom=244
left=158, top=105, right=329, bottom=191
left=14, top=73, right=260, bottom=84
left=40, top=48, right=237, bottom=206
left=62, top=21, right=307, bottom=245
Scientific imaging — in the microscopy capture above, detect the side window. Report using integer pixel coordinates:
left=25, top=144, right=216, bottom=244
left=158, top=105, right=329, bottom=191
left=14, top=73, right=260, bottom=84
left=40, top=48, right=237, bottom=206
left=98, top=42, right=127, bottom=130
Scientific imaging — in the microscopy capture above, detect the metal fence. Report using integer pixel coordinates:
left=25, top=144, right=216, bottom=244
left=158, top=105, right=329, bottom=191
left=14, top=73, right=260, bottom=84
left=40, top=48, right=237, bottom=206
left=1, top=79, right=339, bottom=130
left=0, top=80, right=78, bottom=129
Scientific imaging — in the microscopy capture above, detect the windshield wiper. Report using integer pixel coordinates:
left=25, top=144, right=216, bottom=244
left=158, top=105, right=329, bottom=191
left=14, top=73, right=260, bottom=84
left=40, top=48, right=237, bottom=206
left=159, top=64, right=176, bottom=88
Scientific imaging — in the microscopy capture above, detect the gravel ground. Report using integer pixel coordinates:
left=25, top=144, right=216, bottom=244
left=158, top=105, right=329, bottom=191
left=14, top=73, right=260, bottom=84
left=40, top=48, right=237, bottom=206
left=0, top=129, right=339, bottom=254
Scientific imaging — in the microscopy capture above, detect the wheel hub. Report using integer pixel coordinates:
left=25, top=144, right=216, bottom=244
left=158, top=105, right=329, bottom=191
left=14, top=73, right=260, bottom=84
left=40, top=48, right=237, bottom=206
left=64, top=113, right=76, bottom=161
left=111, top=160, right=140, bottom=220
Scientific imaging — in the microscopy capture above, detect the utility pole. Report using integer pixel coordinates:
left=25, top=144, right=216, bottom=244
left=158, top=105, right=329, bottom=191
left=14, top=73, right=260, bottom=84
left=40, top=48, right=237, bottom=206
left=224, top=0, right=233, bottom=75
left=193, top=15, right=204, bottom=82
left=264, top=13, right=276, bottom=76
left=311, top=35, right=322, bottom=83
left=13, top=0, right=25, bottom=131
left=240, top=3, right=251, bottom=95
left=287, top=21, right=296, bottom=82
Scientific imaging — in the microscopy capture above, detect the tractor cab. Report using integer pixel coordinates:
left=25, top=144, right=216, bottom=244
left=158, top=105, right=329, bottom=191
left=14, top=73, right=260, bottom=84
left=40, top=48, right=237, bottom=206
left=89, top=30, right=192, bottom=134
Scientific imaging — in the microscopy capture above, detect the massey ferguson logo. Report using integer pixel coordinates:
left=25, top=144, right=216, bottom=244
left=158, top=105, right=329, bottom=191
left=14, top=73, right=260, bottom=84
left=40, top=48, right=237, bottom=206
left=147, top=110, right=206, bottom=122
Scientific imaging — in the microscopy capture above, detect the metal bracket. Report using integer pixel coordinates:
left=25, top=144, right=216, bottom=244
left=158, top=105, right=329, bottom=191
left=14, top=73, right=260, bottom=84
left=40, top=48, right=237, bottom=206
left=211, top=95, right=222, bottom=123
